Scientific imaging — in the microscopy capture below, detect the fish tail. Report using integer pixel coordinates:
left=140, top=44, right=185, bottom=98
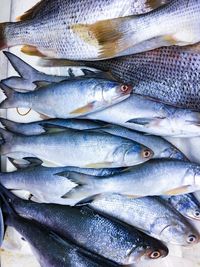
left=0, top=127, right=14, bottom=146
left=0, top=23, right=8, bottom=50
left=0, top=117, right=19, bottom=134
left=2, top=51, right=39, bottom=90
left=0, top=83, right=25, bottom=109
left=59, top=172, right=101, bottom=203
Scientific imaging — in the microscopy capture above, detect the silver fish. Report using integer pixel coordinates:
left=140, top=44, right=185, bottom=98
left=0, top=157, right=124, bottom=204
left=89, top=194, right=199, bottom=246
left=46, top=44, right=200, bottom=111
left=0, top=118, right=186, bottom=160
left=162, top=194, right=200, bottom=221
left=0, top=80, right=132, bottom=118
left=0, top=128, right=153, bottom=168
left=0, top=118, right=106, bottom=135
left=86, top=94, right=200, bottom=137
left=61, top=159, right=200, bottom=203
left=1, top=186, right=168, bottom=265
left=0, top=0, right=172, bottom=60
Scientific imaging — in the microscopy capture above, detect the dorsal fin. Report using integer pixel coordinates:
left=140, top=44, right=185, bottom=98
left=16, top=0, right=44, bottom=21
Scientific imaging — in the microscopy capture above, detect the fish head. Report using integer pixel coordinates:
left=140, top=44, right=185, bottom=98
left=125, top=239, right=168, bottom=264
left=98, top=80, right=132, bottom=104
left=158, top=220, right=199, bottom=246
left=169, top=195, right=200, bottom=221
left=159, top=146, right=187, bottom=160
left=123, top=143, right=154, bottom=166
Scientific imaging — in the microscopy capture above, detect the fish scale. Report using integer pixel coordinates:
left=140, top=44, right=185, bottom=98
left=63, top=44, right=200, bottom=110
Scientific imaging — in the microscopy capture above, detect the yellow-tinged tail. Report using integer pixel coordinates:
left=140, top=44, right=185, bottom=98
left=0, top=23, right=8, bottom=50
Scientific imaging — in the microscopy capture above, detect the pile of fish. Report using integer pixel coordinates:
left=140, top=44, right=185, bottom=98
left=0, top=0, right=200, bottom=266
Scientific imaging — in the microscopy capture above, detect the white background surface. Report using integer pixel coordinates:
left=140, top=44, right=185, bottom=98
left=0, top=1, right=200, bottom=266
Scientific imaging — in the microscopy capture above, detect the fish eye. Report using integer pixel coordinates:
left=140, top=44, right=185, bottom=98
left=187, top=234, right=197, bottom=244
left=142, top=149, right=152, bottom=158
left=149, top=251, right=161, bottom=259
left=194, top=210, right=200, bottom=217
left=120, top=84, right=131, bottom=93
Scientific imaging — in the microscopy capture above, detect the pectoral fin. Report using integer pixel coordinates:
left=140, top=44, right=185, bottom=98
left=21, top=45, right=46, bottom=57
left=70, top=102, right=95, bottom=115
left=164, top=185, right=191, bottom=195
left=85, top=162, right=113, bottom=168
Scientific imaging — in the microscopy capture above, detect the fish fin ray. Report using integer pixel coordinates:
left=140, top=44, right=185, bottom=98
left=70, top=102, right=95, bottom=115
left=164, top=185, right=191, bottom=195
left=21, top=45, right=46, bottom=57
left=72, top=16, right=134, bottom=59
left=16, top=0, right=44, bottom=21
left=39, top=123, right=68, bottom=134
left=126, top=117, right=165, bottom=126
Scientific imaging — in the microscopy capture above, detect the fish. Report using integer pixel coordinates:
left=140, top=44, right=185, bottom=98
left=45, top=44, right=200, bottom=111
left=0, top=157, right=125, bottom=204
left=60, top=159, right=200, bottom=203
left=86, top=93, right=200, bottom=137
left=0, top=0, right=173, bottom=60
left=0, top=127, right=153, bottom=168
left=0, top=118, right=187, bottom=160
left=0, top=80, right=132, bottom=118
left=0, top=185, right=169, bottom=265
left=1, top=195, right=119, bottom=267
left=99, top=124, right=187, bottom=160
left=162, top=194, right=200, bottom=221
left=1, top=51, right=110, bottom=92
left=88, top=194, right=199, bottom=246
left=0, top=118, right=106, bottom=135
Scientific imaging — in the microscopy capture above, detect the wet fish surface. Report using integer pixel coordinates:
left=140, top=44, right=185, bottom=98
left=51, top=44, right=200, bottom=110
left=86, top=94, right=200, bottom=137
left=0, top=118, right=187, bottom=160
left=0, top=127, right=153, bottom=168
left=0, top=0, right=173, bottom=60
left=0, top=80, right=132, bottom=118
left=89, top=194, right=199, bottom=246
left=0, top=118, right=106, bottom=136
left=61, top=159, right=200, bottom=202
left=2, top=204, right=118, bottom=267
left=162, top=194, right=200, bottom=221
left=0, top=158, right=124, bottom=204
left=0, top=186, right=168, bottom=265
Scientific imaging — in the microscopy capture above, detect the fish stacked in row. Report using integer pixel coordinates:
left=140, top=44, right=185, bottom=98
left=0, top=0, right=200, bottom=266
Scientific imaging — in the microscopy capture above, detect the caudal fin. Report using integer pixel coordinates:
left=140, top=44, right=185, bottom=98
left=0, top=83, right=21, bottom=109
left=0, top=23, right=8, bottom=50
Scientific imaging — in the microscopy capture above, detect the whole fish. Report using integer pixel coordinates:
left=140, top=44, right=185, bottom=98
left=0, top=158, right=125, bottom=204
left=88, top=194, right=199, bottom=246
left=0, top=118, right=106, bottom=135
left=0, top=80, right=132, bottom=119
left=0, top=186, right=169, bottom=265
left=0, top=128, right=153, bottom=168
left=48, top=44, right=200, bottom=111
left=0, top=0, right=173, bottom=60
left=86, top=94, right=200, bottom=137
left=61, top=159, right=200, bottom=203
left=162, top=194, right=200, bottom=221
left=2, top=204, right=118, bottom=267
left=0, top=118, right=186, bottom=160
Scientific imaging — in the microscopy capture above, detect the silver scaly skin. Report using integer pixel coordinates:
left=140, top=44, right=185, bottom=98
left=0, top=127, right=153, bottom=168
left=89, top=194, right=199, bottom=246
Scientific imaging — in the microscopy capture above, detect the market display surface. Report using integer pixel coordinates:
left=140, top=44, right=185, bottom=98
left=0, top=0, right=200, bottom=267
